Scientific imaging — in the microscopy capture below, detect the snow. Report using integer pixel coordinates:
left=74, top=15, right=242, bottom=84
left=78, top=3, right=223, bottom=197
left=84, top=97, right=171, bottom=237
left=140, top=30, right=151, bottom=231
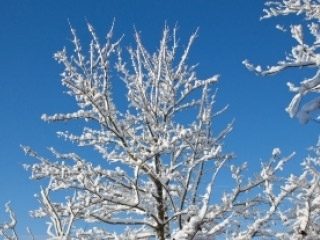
left=4, top=2, right=320, bottom=239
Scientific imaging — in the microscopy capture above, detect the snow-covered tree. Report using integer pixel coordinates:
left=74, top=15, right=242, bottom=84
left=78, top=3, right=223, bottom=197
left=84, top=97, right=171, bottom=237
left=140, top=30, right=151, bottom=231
left=275, top=140, right=320, bottom=239
left=0, top=22, right=313, bottom=239
left=244, top=0, right=320, bottom=124
left=241, top=2, right=320, bottom=238
left=0, top=202, right=18, bottom=240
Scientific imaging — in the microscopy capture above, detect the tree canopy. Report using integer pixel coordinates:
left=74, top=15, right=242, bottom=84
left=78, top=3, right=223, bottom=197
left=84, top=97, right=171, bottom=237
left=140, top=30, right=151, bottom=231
left=2, top=1, right=320, bottom=239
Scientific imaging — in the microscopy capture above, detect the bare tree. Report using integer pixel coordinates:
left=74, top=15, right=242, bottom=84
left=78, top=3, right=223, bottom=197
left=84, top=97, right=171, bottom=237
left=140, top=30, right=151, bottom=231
left=0, top=22, right=310, bottom=239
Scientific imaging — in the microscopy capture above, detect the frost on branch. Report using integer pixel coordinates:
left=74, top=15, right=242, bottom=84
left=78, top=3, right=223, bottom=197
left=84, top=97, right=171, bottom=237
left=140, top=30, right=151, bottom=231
left=244, top=0, right=320, bottom=123
left=269, top=140, right=320, bottom=240
left=0, top=202, right=18, bottom=240
left=1, top=22, right=314, bottom=239
left=21, top=23, right=236, bottom=240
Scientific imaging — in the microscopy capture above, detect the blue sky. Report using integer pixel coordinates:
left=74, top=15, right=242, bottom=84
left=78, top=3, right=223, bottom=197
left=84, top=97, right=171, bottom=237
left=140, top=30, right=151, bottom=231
left=0, top=0, right=318, bottom=236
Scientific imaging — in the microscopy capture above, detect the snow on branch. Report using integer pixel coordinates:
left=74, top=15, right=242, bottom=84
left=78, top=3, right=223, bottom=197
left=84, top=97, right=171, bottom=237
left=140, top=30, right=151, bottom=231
left=16, top=23, right=235, bottom=240
left=2, top=20, right=319, bottom=240
left=244, top=1, right=320, bottom=123
left=262, top=0, right=320, bottom=20
left=0, top=202, right=18, bottom=240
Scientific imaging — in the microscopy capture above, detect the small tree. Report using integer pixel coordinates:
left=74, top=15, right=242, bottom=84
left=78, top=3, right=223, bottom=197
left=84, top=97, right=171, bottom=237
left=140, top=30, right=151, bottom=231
left=0, top=23, right=308, bottom=239
left=244, top=0, right=320, bottom=124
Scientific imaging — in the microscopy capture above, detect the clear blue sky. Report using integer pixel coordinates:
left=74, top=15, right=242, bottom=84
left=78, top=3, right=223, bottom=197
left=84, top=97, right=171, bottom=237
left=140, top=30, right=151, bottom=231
left=0, top=0, right=318, bottom=236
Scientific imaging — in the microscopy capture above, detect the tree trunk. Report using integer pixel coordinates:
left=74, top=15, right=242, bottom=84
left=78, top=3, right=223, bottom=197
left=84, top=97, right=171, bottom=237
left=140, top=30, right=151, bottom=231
left=156, top=180, right=168, bottom=240
left=155, top=154, right=170, bottom=240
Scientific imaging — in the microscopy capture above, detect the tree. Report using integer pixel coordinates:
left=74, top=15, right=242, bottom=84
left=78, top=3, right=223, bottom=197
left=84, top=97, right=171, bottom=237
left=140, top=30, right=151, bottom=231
left=242, top=1, right=320, bottom=238
left=276, top=141, right=320, bottom=239
left=244, top=0, right=320, bottom=124
left=0, top=21, right=316, bottom=240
